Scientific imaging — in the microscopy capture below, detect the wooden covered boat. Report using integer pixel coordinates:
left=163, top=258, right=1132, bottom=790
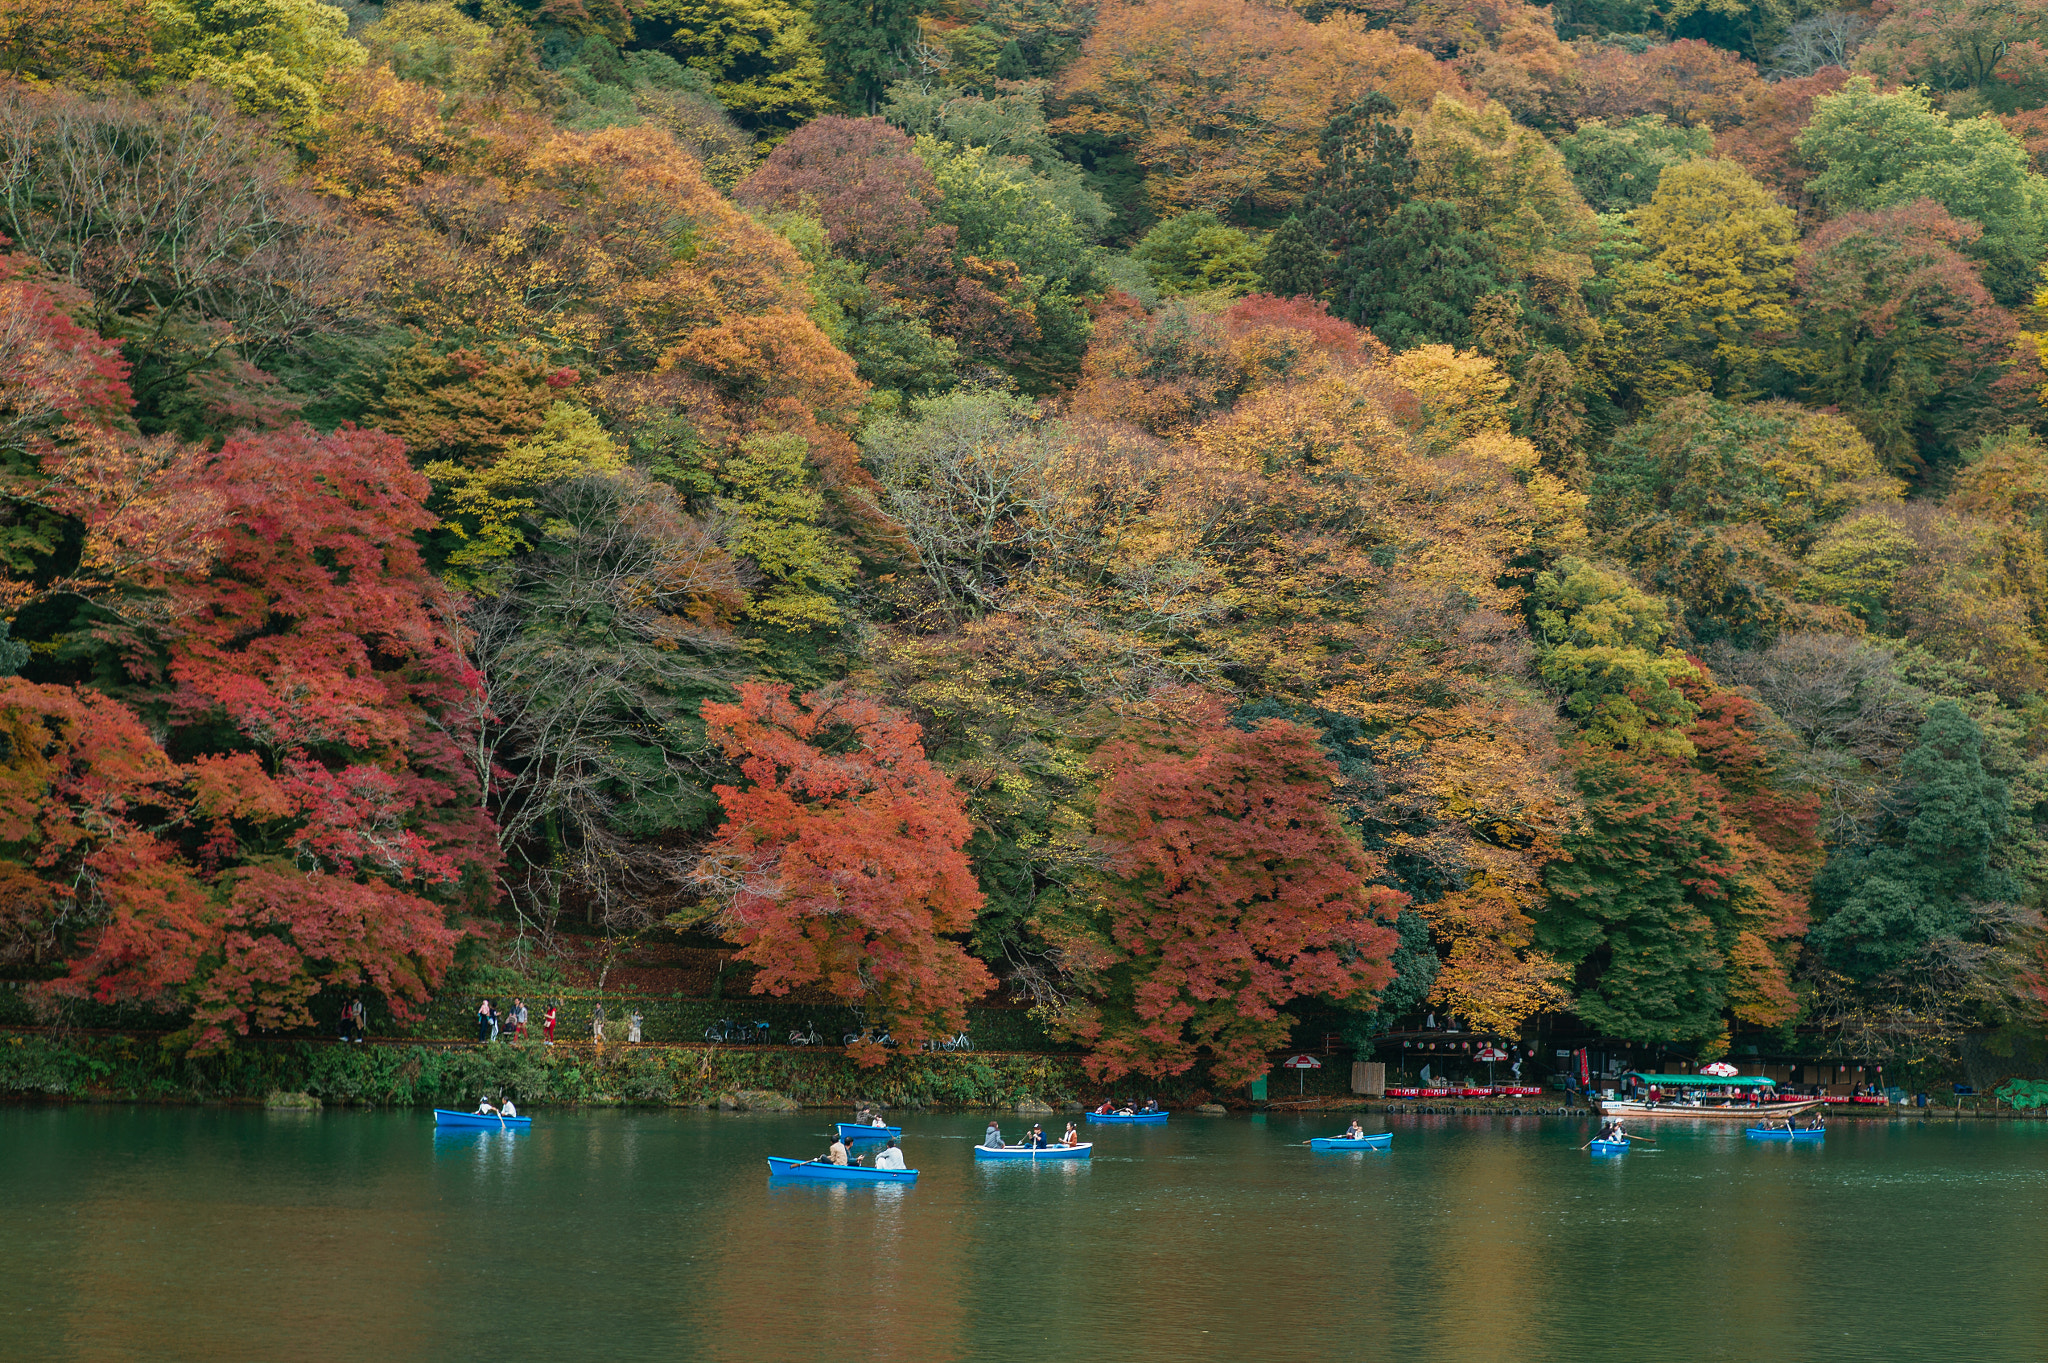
left=1590, top=1073, right=1822, bottom=1123
left=1589, top=1138, right=1628, bottom=1155
left=1310, top=1134, right=1393, bottom=1151
left=974, top=1143, right=1093, bottom=1160
left=766, top=1156, right=917, bottom=1183
left=1085, top=1110, right=1168, bottom=1124
left=1746, top=1126, right=1825, bottom=1139
left=836, top=1122, right=902, bottom=1143
left=433, top=1109, right=533, bottom=1130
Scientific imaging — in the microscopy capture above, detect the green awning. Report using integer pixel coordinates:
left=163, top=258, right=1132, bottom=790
left=1627, top=1072, right=1777, bottom=1088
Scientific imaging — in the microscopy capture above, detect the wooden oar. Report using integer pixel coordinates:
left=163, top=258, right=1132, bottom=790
left=1622, top=1132, right=1656, bottom=1143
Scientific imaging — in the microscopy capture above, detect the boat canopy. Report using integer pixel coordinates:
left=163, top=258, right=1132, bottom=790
left=1627, top=1072, right=1776, bottom=1089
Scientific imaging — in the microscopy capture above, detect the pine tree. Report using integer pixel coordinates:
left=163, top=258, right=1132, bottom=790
left=810, top=0, right=915, bottom=112
left=1258, top=93, right=1416, bottom=304
left=1810, top=701, right=2018, bottom=980
left=1337, top=199, right=1510, bottom=348
left=994, top=39, right=1029, bottom=80
left=1259, top=214, right=1335, bottom=300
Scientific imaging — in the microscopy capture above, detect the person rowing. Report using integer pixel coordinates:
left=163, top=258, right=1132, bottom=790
left=827, top=1135, right=849, bottom=1166
left=474, top=1095, right=499, bottom=1116
left=1343, top=1120, right=1367, bottom=1140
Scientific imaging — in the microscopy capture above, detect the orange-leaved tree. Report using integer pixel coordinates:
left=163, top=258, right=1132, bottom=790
left=699, top=683, right=993, bottom=1064
left=1053, top=0, right=1455, bottom=219
left=1057, top=688, right=1404, bottom=1087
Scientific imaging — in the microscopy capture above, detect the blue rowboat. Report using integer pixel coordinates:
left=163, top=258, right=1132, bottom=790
left=836, top=1122, right=902, bottom=1143
left=1086, top=1110, right=1168, bottom=1124
left=1746, top=1126, right=1825, bottom=1139
left=434, top=1109, right=532, bottom=1130
left=974, top=1143, right=1092, bottom=1160
left=1589, top=1138, right=1628, bottom=1155
left=1310, top=1134, right=1392, bottom=1151
left=767, top=1156, right=917, bottom=1183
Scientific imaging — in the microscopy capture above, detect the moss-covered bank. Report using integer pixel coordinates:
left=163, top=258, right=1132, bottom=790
left=0, top=1034, right=1215, bottom=1110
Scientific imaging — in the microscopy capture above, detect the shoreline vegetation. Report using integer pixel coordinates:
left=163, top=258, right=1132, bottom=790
left=2, top=1032, right=2032, bottom=1119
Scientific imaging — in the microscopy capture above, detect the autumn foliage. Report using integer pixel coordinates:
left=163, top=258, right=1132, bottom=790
left=1054, top=690, right=1402, bottom=1086
left=700, top=683, right=994, bottom=1064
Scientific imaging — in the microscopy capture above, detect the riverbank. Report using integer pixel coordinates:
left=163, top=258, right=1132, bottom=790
left=0, top=1032, right=1136, bottom=1111
left=7, top=1032, right=2037, bottom=1119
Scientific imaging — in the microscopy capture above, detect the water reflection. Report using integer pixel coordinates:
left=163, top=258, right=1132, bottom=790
left=7, top=1108, right=2048, bottom=1363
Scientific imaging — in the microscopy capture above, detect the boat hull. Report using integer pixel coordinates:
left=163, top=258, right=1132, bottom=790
left=1085, top=1111, right=1168, bottom=1124
left=433, top=1109, right=532, bottom=1130
left=1310, top=1135, right=1393, bottom=1150
left=974, top=1143, right=1092, bottom=1159
left=835, top=1123, right=902, bottom=1143
left=766, top=1157, right=917, bottom=1182
left=1746, top=1128, right=1825, bottom=1139
left=1592, top=1099, right=1822, bottom=1122
left=1589, top=1139, right=1628, bottom=1155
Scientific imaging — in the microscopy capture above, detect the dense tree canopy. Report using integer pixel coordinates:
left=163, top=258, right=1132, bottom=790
left=4, top=0, right=2048, bottom=1083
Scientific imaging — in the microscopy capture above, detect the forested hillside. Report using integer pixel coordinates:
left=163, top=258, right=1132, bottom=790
left=2, top=0, right=2045, bottom=1081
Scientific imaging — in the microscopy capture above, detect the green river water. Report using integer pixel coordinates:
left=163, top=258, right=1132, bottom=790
left=2, top=1105, right=2041, bottom=1362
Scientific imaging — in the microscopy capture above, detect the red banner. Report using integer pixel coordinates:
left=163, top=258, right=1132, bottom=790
left=1578, top=1048, right=1591, bottom=1089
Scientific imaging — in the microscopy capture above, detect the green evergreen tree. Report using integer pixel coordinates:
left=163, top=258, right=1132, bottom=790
left=1540, top=747, right=1738, bottom=1044
left=812, top=0, right=916, bottom=111
left=993, top=38, right=1029, bottom=80
left=1258, top=93, right=1414, bottom=303
left=1259, top=214, right=1334, bottom=300
left=1338, top=199, right=1509, bottom=348
left=1809, top=701, right=2019, bottom=980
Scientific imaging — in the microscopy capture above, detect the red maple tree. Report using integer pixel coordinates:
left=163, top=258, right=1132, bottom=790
left=700, top=682, right=994, bottom=1063
left=1061, top=689, right=1404, bottom=1087
left=11, top=424, right=495, bottom=1049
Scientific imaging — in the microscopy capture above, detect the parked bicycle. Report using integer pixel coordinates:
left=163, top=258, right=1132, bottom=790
left=703, top=1017, right=742, bottom=1043
left=922, top=1033, right=973, bottom=1053
left=842, top=1028, right=894, bottom=1049
left=789, top=1022, right=823, bottom=1046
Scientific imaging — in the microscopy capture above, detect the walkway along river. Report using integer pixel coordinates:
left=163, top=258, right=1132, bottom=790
left=4, top=1105, right=2044, bottom=1362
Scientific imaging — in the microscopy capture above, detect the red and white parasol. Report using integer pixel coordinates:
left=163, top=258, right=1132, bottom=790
left=1699, top=1061, right=1740, bottom=1077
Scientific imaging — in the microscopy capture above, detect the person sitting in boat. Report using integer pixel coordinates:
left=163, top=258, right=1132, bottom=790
left=1094, top=1100, right=1114, bottom=1115
left=1141, top=1097, right=1159, bottom=1113
left=474, top=1095, right=499, bottom=1116
left=1027, top=1124, right=1048, bottom=1148
left=984, top=1121, right=1004, bottom=1149
left=1061, top=1123, right=1080, bottom=1146
left=1344, top=1120, right=1367, bottom=1140
left=873, top=1139, right=906, bottom=1171
left=827, top=1136, right=849, bottom=1166
left=499, top=1097, right=518, bottom=1118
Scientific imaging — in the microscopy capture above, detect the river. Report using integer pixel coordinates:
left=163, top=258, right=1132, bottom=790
left=3, top=1105, right=2042, bottom=1362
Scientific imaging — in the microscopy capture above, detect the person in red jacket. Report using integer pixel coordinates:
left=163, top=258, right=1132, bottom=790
left=544, top=1002, right=559, bottom=1046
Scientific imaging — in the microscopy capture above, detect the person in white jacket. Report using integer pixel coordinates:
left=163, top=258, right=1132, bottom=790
left=873, top=1140, right=906, bottom=1170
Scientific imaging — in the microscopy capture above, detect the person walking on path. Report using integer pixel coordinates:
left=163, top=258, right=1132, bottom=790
left=512, top=998, right=528, bottom=1042
left=628, top=1010, right=643, bottom=1043
left=544, top=1001, right=558, bottom=1046
left=476, top=999, right=493, bottom=1043
left=592, top=1002, right=607, bottom=1043
left=488, top=1002, right=500, bottom=1042
left=349, top=997, right=366, bottom=1043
